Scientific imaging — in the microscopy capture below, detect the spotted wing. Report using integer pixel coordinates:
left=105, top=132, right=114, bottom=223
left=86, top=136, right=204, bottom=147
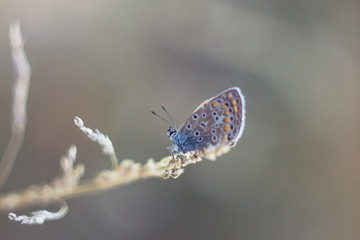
left=177, top=87, right=245, bottom=160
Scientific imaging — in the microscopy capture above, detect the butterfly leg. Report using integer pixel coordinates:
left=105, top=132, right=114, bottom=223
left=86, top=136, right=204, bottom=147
left=166, top=146, right=181, bottom=170
left=166, top=146, right=176, bottom=158
left=190, top=151, right=198, bottom=161
left=166, top=146, right=176, bottom=162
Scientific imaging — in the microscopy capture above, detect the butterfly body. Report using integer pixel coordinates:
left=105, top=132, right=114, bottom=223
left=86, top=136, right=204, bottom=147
left=163, top=87, right=246, bottom=161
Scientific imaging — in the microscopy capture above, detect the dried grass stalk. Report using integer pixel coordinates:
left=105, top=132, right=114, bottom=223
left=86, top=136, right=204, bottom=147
left=0, top=22, right=31, bottom=189
left=0, top=23, right=206, bottom=225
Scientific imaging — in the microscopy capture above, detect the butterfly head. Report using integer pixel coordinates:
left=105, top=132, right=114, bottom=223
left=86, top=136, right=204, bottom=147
left=167, top=127, right=177, bottom=138
left=151, top=105, right=178, bottom=139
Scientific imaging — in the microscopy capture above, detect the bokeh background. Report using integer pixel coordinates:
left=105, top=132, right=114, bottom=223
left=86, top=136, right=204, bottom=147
left=0, top=1, right=359, bottom=239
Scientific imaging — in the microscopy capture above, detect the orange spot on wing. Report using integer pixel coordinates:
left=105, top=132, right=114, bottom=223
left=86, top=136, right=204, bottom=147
left=223, top=125, right=230, bottom=132
left=211, top=101, right=218, bottom=108
left=233, top=105, right=238, bottom=112
left=231, top=99, right=237, bottom=105
left=222, top=134, right=227, bottom=141
left=227, top=93, right=234, bottom=98
left=224, top=110, right=230, bottom=116
left=221, top=104, right=227, bottom=109
left=224, top=117, right=230, bottom=123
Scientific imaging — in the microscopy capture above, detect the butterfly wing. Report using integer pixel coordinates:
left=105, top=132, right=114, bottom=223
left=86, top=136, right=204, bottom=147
left=176, top=87, right=245, bottom=161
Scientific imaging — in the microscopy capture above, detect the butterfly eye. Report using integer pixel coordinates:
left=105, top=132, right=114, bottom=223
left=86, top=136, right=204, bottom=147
left=186, top=124, right=192, bottom=130
left=212, top=135, right=218, bottom=142
left=229, top=108, right=233, bottom=113
left=229, top=116, right=234, bottom=121
left=167, top=129, right=177, bottom=137
left=217, top=99, right=223, bottom=103
left=227, top=133, right=232, bottom=141
left=194, top=131, right=200, bottom=136
left=230, top=124, right=234, bottom=130
left=215, top=116, right=219, bottom=121
left=214, top=123, right=219, bottom=128
left=211, top=129, right=216, bottom=134
left=197, top=137, right=203, bottom=142
left=192, top=114, right=199, bottom=120
left=212, top=111, right=217, bottom=116
left=202, top=113, right=207, bottom=118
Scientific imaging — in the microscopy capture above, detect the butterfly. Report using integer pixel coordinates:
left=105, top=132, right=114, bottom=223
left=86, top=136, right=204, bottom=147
left=152, top=87, right=245, bottom=161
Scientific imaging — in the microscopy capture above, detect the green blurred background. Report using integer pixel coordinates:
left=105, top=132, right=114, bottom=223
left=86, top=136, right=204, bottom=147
left=0, top=1, right=359, bottom=239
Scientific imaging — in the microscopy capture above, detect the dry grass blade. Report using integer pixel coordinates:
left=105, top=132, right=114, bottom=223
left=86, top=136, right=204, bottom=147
left=0, top=22, right=31, bottom=189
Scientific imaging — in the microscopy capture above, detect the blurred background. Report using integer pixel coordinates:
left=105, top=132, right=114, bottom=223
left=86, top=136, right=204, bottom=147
left=0, top=1, right=359, bottom=239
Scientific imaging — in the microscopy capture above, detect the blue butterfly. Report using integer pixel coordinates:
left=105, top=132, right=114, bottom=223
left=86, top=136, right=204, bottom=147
left=152, top=87, right=245, bottom=161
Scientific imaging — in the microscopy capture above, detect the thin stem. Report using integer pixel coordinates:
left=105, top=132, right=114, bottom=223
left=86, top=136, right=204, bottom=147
left=0, top=22, right=31, bottom=189
left=0, top=156, right=172, bottom=212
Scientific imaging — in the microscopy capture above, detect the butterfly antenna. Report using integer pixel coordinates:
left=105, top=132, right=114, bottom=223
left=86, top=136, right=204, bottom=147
left=151, top=110, right=173, bottom=127
left=161, top=105, right=177, bottom=129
